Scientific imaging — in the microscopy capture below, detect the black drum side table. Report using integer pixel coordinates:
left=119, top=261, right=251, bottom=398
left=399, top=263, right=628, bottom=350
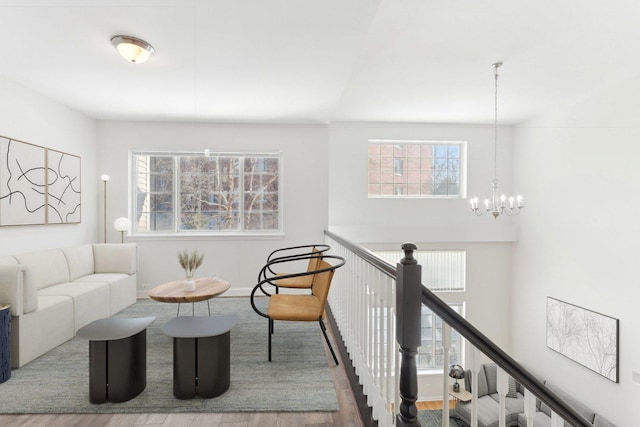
left=0, top=304, right=10, bottom=384
left=77, top=316, right=156, bottom=403
left=162, top=314, right=237, bottom=399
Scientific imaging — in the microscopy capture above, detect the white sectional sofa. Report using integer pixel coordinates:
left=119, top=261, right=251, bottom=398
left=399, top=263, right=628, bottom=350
left=0, top=243, right=137, bottom=368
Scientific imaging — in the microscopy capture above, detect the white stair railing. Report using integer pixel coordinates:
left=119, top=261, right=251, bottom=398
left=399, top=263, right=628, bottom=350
left=326, top=234, right=399, bottom=426
left=325, top=231, right=594, bottom=427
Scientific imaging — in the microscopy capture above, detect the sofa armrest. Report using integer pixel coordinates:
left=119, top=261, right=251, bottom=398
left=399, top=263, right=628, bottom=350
left=92, top=243, right=137, bottom=274
left=0, top=264, right=30, bottom=316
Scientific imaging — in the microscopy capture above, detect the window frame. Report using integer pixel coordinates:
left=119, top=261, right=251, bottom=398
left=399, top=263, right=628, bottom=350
left=367, top=139, right=467, bottom=199
left=129, top=149, right=284, bottom=238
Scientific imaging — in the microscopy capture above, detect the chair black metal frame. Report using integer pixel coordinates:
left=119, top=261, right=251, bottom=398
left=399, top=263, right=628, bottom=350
left=259, top=244, right=331, bottom=293
left=250, top=254, right=345, bottom=365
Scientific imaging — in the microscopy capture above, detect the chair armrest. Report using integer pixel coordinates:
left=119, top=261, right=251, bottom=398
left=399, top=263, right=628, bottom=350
left=92, top=243, right=137, bottom=274
left=0, top=265, right=27, bottom=316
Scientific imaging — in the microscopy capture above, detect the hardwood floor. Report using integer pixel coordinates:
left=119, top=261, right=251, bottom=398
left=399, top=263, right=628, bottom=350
left=416, top=400, right=453, bottom=411
left=0, top=320, right=363, bottom=427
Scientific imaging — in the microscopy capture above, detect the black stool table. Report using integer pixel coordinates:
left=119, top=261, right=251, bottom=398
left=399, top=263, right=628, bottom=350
left=76, top=316, right=156, bottom=403
left=162, top=314, right=237, bottom=399
left=0, top=304, right=10, bottom=384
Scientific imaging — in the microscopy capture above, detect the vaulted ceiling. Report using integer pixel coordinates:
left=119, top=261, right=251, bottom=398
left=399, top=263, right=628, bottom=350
left=1, top=0, right=638, bottom=125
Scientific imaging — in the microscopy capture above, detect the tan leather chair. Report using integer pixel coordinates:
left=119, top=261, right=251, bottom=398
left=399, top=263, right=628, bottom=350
left=251, top=254, right=345, bottom=365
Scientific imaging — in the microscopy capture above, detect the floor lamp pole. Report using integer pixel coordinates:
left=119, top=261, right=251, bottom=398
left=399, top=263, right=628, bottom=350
left=101, top=174, right=110, bottom=243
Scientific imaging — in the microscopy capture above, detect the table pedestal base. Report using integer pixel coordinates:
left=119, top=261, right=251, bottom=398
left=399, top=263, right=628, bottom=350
left=172, top=332, right=230, bottom=399
left=89, top=330, right=147, bottom=404
left=0, top=305, right=10, bottom=384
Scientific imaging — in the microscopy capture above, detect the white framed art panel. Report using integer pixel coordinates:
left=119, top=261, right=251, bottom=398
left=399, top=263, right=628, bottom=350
left=546, top=297, right=619, bottom=382
left=0, top=137, right=46, bottom=225
left=46, top=149, right=81, bottom=224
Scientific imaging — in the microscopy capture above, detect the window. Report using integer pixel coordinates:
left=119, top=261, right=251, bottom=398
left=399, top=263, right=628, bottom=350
left=132, top=151, right=281, bottom=235
left=375, top=250, right=466, bottom=292
left=419, top=304, right=464, bottom=371
left=368, top=140, right=466, bottom=198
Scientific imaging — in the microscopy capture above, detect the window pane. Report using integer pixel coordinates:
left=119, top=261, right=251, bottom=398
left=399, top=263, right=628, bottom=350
left=368, top=141, right=465, bottom=198
left=244, top=156, right=280, bottom=231
left=415, top=303, right=464, bottom=371
left=134, top=155, right=175, bottom=232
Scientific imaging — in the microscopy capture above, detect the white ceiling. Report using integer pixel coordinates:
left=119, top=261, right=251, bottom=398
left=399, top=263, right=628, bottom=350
left=1, top=0, right=639, bottom=125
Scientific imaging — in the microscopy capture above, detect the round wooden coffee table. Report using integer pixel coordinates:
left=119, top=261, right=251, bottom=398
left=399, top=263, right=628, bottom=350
left=148, top=277, right=230, bottom=316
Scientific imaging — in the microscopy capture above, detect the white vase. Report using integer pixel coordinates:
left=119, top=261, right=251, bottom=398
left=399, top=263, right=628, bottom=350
left=184, top=278, right=196, bottom=292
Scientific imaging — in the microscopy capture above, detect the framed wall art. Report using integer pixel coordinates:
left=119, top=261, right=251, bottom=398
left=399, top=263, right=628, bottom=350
left=0, top=136, right=47, bottom=226
left=46, top=149, right=81, bottom=224
left=546, top=297, right=619, bottom=382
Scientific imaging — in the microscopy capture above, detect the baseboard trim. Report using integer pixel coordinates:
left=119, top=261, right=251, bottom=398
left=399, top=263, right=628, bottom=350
left=325, top=303, right=377, bottom=427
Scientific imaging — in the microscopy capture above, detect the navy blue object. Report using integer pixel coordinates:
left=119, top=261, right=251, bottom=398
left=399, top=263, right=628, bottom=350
left=0, top=305, right=10, bottom=384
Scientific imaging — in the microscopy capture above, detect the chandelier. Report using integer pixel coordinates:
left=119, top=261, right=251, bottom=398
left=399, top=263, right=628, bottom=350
left=470, top=62, right=523, bottom=219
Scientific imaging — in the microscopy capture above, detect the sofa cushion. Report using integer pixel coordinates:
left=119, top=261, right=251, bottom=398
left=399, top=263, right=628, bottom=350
left=593, top=414, right=616, bottom=427
left=507, top=376, right=518, bottom=398
left=15, top=249, right=70, bottom=290
left=0, top=258, right=36, bottom=316
left=517, top=411, right=552, bottom=427
left=484, top=364, right=498, bottom=395
left=12, top=295, right=74, bottom=368
left=454, top=395, right=501, bottom=427
left=0, top=256, right=18, bottom=266
left=62, top=244, right=95, bottom=281
left=504, top=393, right=525, bottom=416
left=93, top=243, right=136, bottom=274
left=39, top=282, right=110, bottom=331
left=76, top=273, right=136, bottom=315
left=465, top=367, right=489, bottom=398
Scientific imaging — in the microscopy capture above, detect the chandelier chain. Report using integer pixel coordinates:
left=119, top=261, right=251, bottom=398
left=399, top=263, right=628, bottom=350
left=493, top=62, right=499, bottom=182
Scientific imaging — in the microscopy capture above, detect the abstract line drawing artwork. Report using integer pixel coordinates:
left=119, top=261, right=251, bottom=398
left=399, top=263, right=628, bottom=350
left=0, top=137, right=46, bottom=226
left=46, top=149, right=81, bottom=224
left=546, top=297, right=618, bottom=382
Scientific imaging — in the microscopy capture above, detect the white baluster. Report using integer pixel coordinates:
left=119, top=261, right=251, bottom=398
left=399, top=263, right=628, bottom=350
left=442, top=323, right=451, bottom=427
left=524, top=388, right=536, bottom=427
left=470, top=347, right=481, bottom=427
left=496, top=368, right=508, bottom=427
left=551, top=411, right=564, bottom=427
left=385, top=275, right=394, bottom=415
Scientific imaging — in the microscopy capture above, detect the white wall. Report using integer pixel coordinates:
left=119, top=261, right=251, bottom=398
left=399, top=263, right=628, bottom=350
left=512, top=81, right=640, bottom=424
left=97, top=122, right=329, bottom=295
left=328, top=123, right=518, bottom=242
left=328, top=123, right=517, bottom=400
left=0, top=77, right=98, bottom=255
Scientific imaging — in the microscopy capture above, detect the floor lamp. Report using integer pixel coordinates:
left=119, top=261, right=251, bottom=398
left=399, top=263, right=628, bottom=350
left=113, top=217, right=131, bottom=243
left=100, top=174, right=110, bottom=243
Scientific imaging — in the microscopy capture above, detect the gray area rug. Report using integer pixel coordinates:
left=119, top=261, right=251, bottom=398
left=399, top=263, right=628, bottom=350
left=0, top=297, right=338, bottom=414
left=418, top=409, right=466, bottom=427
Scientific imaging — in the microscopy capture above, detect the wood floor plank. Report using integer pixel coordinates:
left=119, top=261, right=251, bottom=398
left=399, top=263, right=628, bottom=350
left=104, top=414, right=143, bottom=427
left=186, top=413, right=224, bottom=427
left=247, top=413, right=278, bottom=427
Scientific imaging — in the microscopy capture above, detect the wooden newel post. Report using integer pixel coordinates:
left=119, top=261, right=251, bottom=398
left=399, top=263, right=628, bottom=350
left=396, top=242, right=421, bottom=427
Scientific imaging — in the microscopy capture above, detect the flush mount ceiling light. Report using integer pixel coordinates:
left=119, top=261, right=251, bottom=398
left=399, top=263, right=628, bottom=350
left=110, top=35, right=155, bottom=64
